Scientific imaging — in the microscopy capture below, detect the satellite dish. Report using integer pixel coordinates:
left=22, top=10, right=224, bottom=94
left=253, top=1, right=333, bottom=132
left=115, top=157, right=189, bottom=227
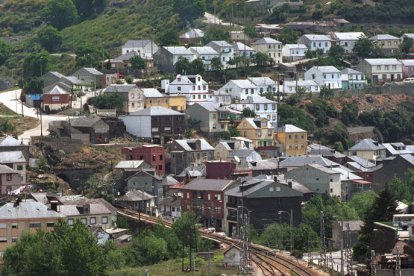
left=234, top=156, right=241, bottom=163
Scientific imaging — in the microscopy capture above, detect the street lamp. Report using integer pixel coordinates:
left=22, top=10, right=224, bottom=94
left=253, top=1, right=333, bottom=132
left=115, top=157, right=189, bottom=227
left=278, top=209, right=293, bottom=252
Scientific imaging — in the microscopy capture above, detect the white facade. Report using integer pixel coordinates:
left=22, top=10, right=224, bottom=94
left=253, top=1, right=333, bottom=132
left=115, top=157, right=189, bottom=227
left=251, top=37, right=283, bottom=64
left=282, top=80, right=320, bottom=94
left=230, top=96, right=278, bottom=127
left=356, top=58, right=403, bottom=84
left=248, top=77, right=278, bottom=95
left=164, top=74, right=212, bottom=104
left=121, top=40, right=159, bottom=58
left=304, top=66, right=342, bottom=89
left=104, top=84, right=145, bottom=113
left=206, top=41, right=235, bottom=69
left=212, top=90, right=232, bottom=106
left=331, top=32, right=366, bottom=53
left=341, top=68, right=367, bottom=90
left=298, top=34, right=332, bottom=53
left=120, top=115, right=152, bottom=138
left=218, top=80, right=258, bottom=101
left=233, top=42, right=256, bottom=58
left=189, top=46, right=219, bottom=71
left=281, top=44, right=307, bottom=61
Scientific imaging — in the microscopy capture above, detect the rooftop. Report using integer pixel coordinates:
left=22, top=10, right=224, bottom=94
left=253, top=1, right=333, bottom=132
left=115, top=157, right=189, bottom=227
left=277, top=124, right=306, bottom=133
left=333, top=32, right=366, bottom=40
left=129, top=106, right=183, bottom=116
left=180, top=28, right=205, bottom=39
left=248, top=77, right=276, bottom=86
left=0, top=136, right=21, bottom=147
left=115, top=160, right=145, bottom=169
left=252, top=37, right=281, bottom=45
left=279, top=155, right=338, bottom=168
left=163, top=46, right=194, bottom=55
left=0, top=151, right=26, bottom=164
left=363, top=58, right=401, bottom=66
left=182, top=178, right=234, bottom=191
left=349, top=138, right=386, bottom=151
left=370, top=34, right=399, bottom=40
left=115, top=190, right=154, bottom=202
left=0, top=200, right=64, bottom=220
left=301, top=34, right=331, bottom=41
left=123, top=40, right=153, bottom=48
left=309, top=66, right=340, bottom=73
left=142, top=88, right=164, bottom=98
left=189, top=46, right=218, bottom=55
left=105, top=84, right=137, bottom=93
left=174, top=139, right=214, bottom=151
left=229, top=79, right=257, bottom=89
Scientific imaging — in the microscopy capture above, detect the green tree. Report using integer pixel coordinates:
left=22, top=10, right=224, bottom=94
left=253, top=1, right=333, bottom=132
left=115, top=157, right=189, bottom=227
left=253, top=52, right=270, bottom=66
left=130, top=55, right=146, bottom=70
left=158, top=29, right=179, bottom=46
left=353, top=189, right=396, bottom=262
left=22, top=51, right=50, bottom=80
left=72, top=0, right=107, bottom=20
left=401, top=36, right=414, bottom=53
left=126, top=235, right=168, bottom=266
left=203, top=26, right=230, bottom=43
left=328, top=45, right=345, bottom=57
left=242, top=108, right=256, bottom=118
left=265, top=7, right=287, bottom=23
left=340, top=103, right=359, bottom=126
left=92, top=92, right=124, bottom=111
left=41, top=0, right=79, bottom=30
left=305, top=49, right=313, bottom=59
left=278, top=104, right=316, bottom=132
left=37, top=25, right=62, bottom=52
left=210, top=57, right=222, bottom=71
left=353, top=37, right=375, bottom=58
left=75, top=44, right=108, bottom=68
left=174, top=57, right=190, bottom=74
left=0, top=120, right=16, bottom=135
left=172, top=211, right=200, bottom=254
left=244, top=24, right=260, bottom=39
left=3, top=221, right=109, bottom=276
left=173, top=0, right=206, bottom=24
left=319, top=86, right=334, bottom=99
left=0, top=40, right=12, bottom=65
left=277, top=27, right=298, bottom=44
left=347, top=191, right=378, bottom=220
left=188, top=58, right=205, bottom=75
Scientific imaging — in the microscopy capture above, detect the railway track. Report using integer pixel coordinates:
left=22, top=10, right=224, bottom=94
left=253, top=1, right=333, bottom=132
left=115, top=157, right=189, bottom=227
left=118, top=208, right=328, bottom=276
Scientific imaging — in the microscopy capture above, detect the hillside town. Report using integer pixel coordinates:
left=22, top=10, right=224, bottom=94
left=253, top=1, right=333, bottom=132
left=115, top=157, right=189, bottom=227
left=1, top=0, right=414, bottom=275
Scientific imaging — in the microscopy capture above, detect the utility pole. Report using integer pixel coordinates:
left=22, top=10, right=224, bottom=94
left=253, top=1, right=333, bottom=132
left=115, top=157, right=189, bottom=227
left=238, top=205, right=251, bottom=275
left=39, top=108, right=43, bottom=137
left=396, top=248, right=401, bottom=276
left=370, top=250, right=376, bottom=276
left=320, top=211, right=327, bottom=268
left=345, top=223, right=353, bottom=275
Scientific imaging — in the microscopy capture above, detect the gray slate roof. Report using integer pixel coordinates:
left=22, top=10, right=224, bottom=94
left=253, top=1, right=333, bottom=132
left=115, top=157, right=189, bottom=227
left=0, top=136, right=21, bottom=147
left=115, top=190, right=154, bottom=202
left=174, top=139, right=214, bottom=151
left=0, top=151, right=26, bottom=163
left=182, top=178, right=234, bottom=191
left=105, top=84, right=137, bottom=93
left=123, top=40, right=152, bottom=48
left=0, top=200, right=64, bottom=219
left=279, top=156, right=338, bottom=168
left=225, top=178, right=303, bottom=198
left=0, top=163, right=20, bottom=174
left=349, top=138, right=385, bottom=151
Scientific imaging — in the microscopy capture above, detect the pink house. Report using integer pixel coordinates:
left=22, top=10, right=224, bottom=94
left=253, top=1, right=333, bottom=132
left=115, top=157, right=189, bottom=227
left=401, top=59, right=414, bottom=78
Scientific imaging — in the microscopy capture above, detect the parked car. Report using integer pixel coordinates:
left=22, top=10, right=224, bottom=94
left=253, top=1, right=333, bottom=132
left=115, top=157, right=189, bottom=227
left=403, top=78, right=414, bottom=83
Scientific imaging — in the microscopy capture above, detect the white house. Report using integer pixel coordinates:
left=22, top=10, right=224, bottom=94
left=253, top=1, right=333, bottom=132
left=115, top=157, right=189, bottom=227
left=162, top=74, right=212, bottom=104
left=218, top=79, right=258, bottom=101
left=189, top=46, right=219, bottom=71
left=401, top=33, right=414, bottom=41
left=340, top=68, right=367, bottom=90
left=233, top=42, right=256, bottom=59
left=154, top=46, right=195, bottom=72
left=356, top=58, right=403, bottom=84
left=251, top=37, right=283, bottom=64
left=121, top=40, right=159, bottom=57
left=331, top=32, right=366, bottom=53
left=304, top=66, right=342, bottom=89
left=282, top=80, right=320, bottom=94
left=212, top=90, right=232, bottom=106
left=248, top=77, right=277, bottom=95
left=281, top=44, right=308, bottom=61
left=298, top=34, right=332, bottom=53
left=230, top=95, right=278, bottom=127
left=206, top=41, right=235, bottom=69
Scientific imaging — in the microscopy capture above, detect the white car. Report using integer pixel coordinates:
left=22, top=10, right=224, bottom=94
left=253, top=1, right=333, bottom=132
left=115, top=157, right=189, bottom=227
left=403, top=78, right=414, bottom=83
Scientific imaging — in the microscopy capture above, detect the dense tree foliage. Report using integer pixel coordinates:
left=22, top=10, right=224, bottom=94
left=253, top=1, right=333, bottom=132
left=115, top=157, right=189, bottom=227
left=3, top=221, right=108, bottom=276
left=172, top=0, right=206, bottom=24
left=75, top=44, right=108, bottom=68
left=358, top=108, right=414, bottom=142
left=188, top=58, right=205, bottom=75
left=41, top=0, right=79, bottom=30
left=0, top=40, right=12, bottom=65
left=174, top=57, right=190, bottom=75
left=130, top=55, right=146, bottom=70
left=22, top=51, right=50, bottom=80
left=242, top=108, right=256, bottom=118
left=386, top=169, right=414, bottom=203
left=278, top=104, right=315, bottom=132
left=72, top=0, right=107, bottom=20
left=158, top=29, right=179, bottom=46
left=347, top=191, right=378, bottom=221
left=203, top=26, right=230, bottom=43
left=353, top=37, right=379, bottom=58
left=401, top=36, right=414, bottom=53
left=253, top=52, right=271, bottom=67
left=37, top=25, right=62, bottom=52
left=277, top=27, right=298, bottom=44
left=340, top=103, right=359, bottom=126
left=92, top=92, right=124, bottom=111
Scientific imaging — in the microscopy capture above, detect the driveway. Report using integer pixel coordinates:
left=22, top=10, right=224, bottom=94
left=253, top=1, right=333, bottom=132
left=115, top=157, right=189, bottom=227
left=0, top=89, right=69, bottom=144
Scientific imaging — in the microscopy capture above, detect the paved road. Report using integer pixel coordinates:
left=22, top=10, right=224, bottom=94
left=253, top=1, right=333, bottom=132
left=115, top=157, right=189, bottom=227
left=0, top=89, right=68, bottom=144
left=204, top=12, right=241, bottom=28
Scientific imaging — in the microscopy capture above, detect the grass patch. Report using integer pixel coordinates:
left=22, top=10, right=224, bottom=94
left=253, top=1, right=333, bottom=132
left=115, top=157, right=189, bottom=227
left=108, top=254, right=239, bottom=276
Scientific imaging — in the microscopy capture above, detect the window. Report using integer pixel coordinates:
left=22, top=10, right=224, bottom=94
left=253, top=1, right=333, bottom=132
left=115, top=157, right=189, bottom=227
left=152, top=155, right=156, bottom=161
left=208, top=194, right=211, bottom=200
left=11, top=224, right=17, bottom=229
left=312, top=74, right=315, bottom=79
left=90, top=217, right=96, bottom=225
left=392, top=65, right=397, bottom=70
left=187, top=192, right=190, bottom=199
left=17, top=165, right=23, bottom=170
left=264, top=104, right=268, bottom=111
left=151, top=127, right=159, bottom=132
left=160, top=155, right=163, bottom=160
left=213, top=114, right=217, bottom=119
left=0, top=223, right=6, bottom=229
left=11, top=237, right=17, bottom=243
left=0, top=237, right=7, bottom=243
left=51, top=96, right=60, bottom=102
left=6, top=174, right=12, bottom=181
left=255, top=104, right=260, bottom=111
left=68, top=219, right=74, bottom=225
left=29, top=223, right=41, bottom=228
left=158, top=165, right=162, bottom=170
left=257, top=130, right=262, bottom=137
left=272, top=104, right=276, bottom=110
left=102, top=216, right=108, bottom=224
left=198, top=95, right=201, bottom=99
left=377, top=65, right=381, bottom=70
left=46, top=222, right=55, bottom=227
left=177, top=86, right=181, bottom=91
left=80, top=218, right=87, bottom=224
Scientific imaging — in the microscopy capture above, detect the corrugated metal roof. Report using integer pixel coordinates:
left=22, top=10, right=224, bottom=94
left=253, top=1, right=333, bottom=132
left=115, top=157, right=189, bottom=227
left=182, top=178, right=234, bottom=191
left=0, top=136, right=21, bottom=147
left=0, top=151, right=26, bottom=163
left=0, top=200, right=64, bottom=219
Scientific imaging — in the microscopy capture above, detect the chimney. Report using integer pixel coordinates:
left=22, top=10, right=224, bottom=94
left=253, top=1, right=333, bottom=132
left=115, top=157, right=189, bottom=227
left=288, top=181, right=293, bottom=188
left=50, top=200, right=58, bottom=212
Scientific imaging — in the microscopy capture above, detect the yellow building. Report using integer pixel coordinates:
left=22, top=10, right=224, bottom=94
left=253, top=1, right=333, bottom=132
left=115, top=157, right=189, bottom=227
left=236, top=118, right=274, bottom=148
left=274, top=124, right=307, bottom=157
left=143, top=88, right=186, bottom=111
